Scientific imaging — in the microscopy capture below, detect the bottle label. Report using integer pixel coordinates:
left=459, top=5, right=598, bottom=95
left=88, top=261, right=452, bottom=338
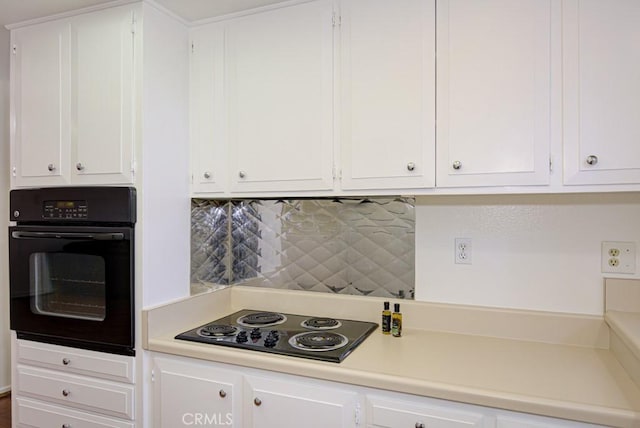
left=391, top=316, right=402, bottom=337
left=382, top=314, right=391, bottom=334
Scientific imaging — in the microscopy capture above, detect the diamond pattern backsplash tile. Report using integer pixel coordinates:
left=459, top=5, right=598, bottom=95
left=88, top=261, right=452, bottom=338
left=191, top=197, right=415, bottom=299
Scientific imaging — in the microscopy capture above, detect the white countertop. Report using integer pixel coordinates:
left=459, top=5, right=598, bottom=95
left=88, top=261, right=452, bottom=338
left=143, top=286, right=640, bottom=427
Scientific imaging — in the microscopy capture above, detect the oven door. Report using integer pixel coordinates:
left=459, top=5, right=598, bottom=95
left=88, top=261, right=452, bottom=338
left=9, top=225, right=134, bottom=356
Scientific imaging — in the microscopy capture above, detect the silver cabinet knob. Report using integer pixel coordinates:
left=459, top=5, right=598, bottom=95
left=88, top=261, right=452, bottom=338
left=452, top=161, right=462, bottom=170
left=62, top=424, right=71, bottom=428
left=47, top=163, right=56, bottom=172
left=238, top=171, right=246, bottom=179
left=62, top=358, right=70, bottom=365
left=586, top=155, right=598, bottom=165
left=219, top=389, right=227, bottom=398
left=203, top=171, right=211, bottom=179
left=415, top=423, right=425, bottom=428
left=407, top=162, right=416, bottom=171
left=253, top=397, right=262, bottom=406
left=76, top=162, right=85, bottom=171
left=62, top=389, right=71, bottom=397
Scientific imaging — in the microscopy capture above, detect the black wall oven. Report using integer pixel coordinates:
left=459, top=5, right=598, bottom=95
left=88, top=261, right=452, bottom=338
left=9, top=187, right=136, bottom=356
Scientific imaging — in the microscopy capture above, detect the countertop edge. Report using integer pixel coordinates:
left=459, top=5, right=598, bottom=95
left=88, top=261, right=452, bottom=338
left=146, top=337, right=640, bottom=427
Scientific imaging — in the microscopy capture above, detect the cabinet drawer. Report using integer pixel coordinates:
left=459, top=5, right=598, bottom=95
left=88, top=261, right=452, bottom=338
left=368, top=395, right=485, bottom=428
left=17, top=339, right=134, bottom=383
left=16, top=397, right=134, bottom=428
left=16, top=365, right=135, bottom=420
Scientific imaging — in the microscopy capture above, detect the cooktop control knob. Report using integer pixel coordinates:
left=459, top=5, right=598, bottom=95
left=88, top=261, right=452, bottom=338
left=264, top=331, right=279, bottom=348
left=250, top=328, right=262, bottom=340
left=236, top=331, right=248, bottom=343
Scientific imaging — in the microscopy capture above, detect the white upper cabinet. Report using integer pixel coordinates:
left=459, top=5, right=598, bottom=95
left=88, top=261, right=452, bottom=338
left=562, top=0, right=640, bottom=185
left=69, top=6, right=135, bottom=185
left=339, top=0, right=436, bottom=190
left=10, top=4, right=136, bottom=188
left=225, top=0, right=335, bottom=193
left=11, top=20, right=71, bottom=187
left=190, top=23, right=227, bottom=194
left=436, top=0, right=551, bottom=188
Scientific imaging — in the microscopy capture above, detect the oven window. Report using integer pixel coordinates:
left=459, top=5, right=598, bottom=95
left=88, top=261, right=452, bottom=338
left=29, top=253, right=106, bottom=321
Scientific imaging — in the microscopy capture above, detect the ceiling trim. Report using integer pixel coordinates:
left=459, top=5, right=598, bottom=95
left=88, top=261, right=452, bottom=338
left=189, top=0, right=312, bottom=27
left=5, top=0, right=138, bottom=30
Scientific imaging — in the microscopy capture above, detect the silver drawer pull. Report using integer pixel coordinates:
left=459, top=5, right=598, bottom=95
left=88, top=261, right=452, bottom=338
left=407, top=162, right=416, bottom=171
left=452, top=160, right=462, bottom=170
left=62, top=424, right=71, bottom=428
left=204, top=171, right=211, bottom=179
left=62, top=358, right=70, bottom=365
left=586, top=155, right=598, bottom=165
left=76, top=162, right=85, bottom=171
left=47, top=163, right=56, bottom=172
left=219, top=389, right=227, bottom=398
left=253, top=397, right=262, bottom=406
left=415, top=423, right=425, bottom=428
left=62, top=389, right=71, bottom=397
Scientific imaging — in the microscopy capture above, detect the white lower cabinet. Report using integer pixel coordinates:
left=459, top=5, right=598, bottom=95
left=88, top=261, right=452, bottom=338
left=152, top=356, right=242, bottom=427
left=14, top=339, right=136, bottom=427
left=150, top=353, right=605, bottom=428
left=245, top=374, right=362, bottom=428
left=366, top=394, right=486, bottom=428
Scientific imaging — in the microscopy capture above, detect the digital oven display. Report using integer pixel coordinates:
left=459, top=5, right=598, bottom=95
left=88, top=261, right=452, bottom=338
left=43, top=200, right=88, bottom=219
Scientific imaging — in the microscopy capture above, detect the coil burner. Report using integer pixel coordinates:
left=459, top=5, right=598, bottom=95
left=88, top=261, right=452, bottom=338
left=288, top=331, right=348, bottom=352
left=301, top=317, right=342, bottom=330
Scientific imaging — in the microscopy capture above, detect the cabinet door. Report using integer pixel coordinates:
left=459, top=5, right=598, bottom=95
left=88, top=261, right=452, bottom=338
left=152, top=356, right=242, bottom=428
left=70, top=5, right=136, bottom=185
left=562, top=0, right=640, bottom=185
left=367, top=395, right=486, bottom=428
left=190, top=23, right=228, bottom=194
left=436, top=0, right=551, bottom=187
left=340, top=0, right=435, bottom=190
left=245, top=375, right=360, bottom=428
left=226, top=0, right=334, bottom=193
left=11, top=20, right=71, bottom=187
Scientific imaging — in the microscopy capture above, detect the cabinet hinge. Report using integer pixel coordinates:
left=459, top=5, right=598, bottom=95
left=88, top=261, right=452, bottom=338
left=332, top=166, right=342, bottom=181
left=354, top=402, right=361, bottom=425
left=12, top=44, right=16, bottom=55
left=131, top=160, right=136, bottom=177
left=151, top=369, right=155, bottom=382
left=332, top=12, right=341, bottom=27
left=191, top=42, right=195, bottom=54
left=131, top=13, right=137, bottom=34
left=12, top=167, right=16, bottom=177
left=549, top=156, right=553, bottom=172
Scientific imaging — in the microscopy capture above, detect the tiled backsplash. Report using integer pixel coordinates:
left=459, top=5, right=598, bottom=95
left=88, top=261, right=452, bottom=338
left=191, top=197, right=415, bottom=298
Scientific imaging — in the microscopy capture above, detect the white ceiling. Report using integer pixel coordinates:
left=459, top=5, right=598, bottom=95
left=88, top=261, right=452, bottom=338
left=0, top=0, right=288, bottom=28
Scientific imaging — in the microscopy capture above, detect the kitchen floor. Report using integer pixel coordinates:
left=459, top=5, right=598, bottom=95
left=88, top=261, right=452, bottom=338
left=0, top=394, right=10, bottom=428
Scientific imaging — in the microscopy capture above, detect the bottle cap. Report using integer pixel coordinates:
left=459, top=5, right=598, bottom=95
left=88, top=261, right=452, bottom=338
left=384, top=301, right=390, bottom=310
left=394, top=303, right=400, bottom=312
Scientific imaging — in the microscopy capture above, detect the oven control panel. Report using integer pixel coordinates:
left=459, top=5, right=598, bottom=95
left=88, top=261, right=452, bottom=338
left=43, top=200, right=88, bottom=219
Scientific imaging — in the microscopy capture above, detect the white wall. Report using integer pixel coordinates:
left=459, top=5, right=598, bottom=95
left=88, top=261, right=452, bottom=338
left=0, top=26, right=11, bottom=392
left=415, top=192, right=640, bottom=316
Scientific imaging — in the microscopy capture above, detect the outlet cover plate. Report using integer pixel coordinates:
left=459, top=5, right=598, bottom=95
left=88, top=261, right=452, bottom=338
left=455, top=238, right=472, bottom=265
left=602, top=241, right=636, bottom=274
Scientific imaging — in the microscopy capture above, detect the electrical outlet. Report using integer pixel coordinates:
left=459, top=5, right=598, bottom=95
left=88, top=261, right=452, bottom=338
left=455, top=238, right=472, bottom=265
left=602, top=241, right=636, bottom=274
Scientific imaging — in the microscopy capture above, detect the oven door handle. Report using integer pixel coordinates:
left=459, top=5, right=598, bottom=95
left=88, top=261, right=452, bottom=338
left=11, top=231, right=125, bottom=241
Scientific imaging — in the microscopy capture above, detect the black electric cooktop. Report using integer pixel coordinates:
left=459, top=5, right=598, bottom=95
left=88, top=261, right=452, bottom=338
left=175, top=309, right=378, bottom=363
